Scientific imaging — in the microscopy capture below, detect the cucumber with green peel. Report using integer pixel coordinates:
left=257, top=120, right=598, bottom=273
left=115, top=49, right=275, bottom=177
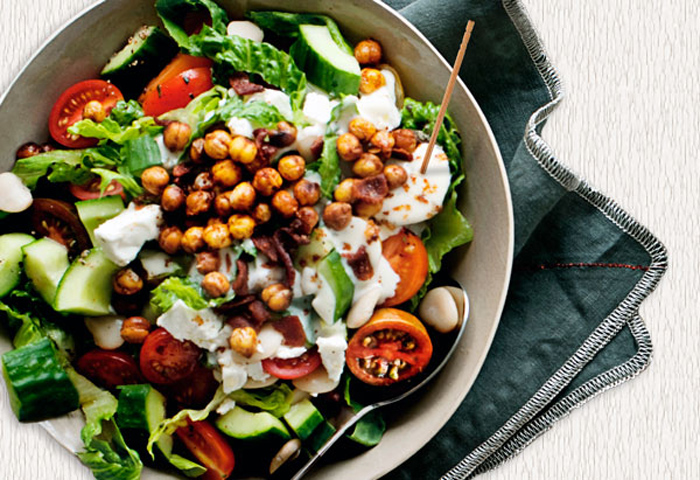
left=54, top=248, right=120, bottom=316
left=283, top=398, right=324, bottom=440
left=216, top=406, right=291, bottom=442
left=0, top=233, right=35, bottom=298
left=1, top=338, right=80, bottom=421
left=75, top=196, right=125, bottom=246
left=317, top=250, right=354, bottom=322
left=117, top=384, right=173, bottom=458
left=22, top=238, right=70, bottom=304
left=294, top=229, right=333, bottom=270
left=306, top=420, right=336, bottom=453
left=290, top=24, right=361, bottom=95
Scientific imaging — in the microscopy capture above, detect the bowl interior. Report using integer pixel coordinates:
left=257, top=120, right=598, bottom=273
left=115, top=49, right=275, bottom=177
left=0, top=1, right=513, bottom=479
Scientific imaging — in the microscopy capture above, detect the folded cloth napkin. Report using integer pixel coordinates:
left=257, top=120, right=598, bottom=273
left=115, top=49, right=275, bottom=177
left=380, top=0, right=668, bottom=478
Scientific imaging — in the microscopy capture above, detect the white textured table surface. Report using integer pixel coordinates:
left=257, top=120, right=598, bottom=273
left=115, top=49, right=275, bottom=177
left=0, top=0, right=696, bottom=479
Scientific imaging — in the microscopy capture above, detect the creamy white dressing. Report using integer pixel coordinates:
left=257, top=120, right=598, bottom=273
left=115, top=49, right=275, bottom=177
left=302, top=92, right=335, bottom=125
left=356, top=70, right=401, bottom=131
left=314, top=320, right=347, bottom=382
left=94, top=203, right=163, bottom=266
left=154, top=134, right=182, bottom=169
left=245, top=89, right=293, bottom=121
left=293, top=124, right=326, bottom=161
left=246, top=253, right=285, bottom=293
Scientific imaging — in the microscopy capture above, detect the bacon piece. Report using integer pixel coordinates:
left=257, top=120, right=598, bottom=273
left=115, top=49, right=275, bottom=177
left=272, top=230, right=296, bottom=288
left=229, top=72, right=264, bottom=96
left=391, top=147, right=413, bottom=161
left=231, top=259, right=249, bottom=296
left=227, top=314, right=258, bottom=332
left=272, top=315, right=306, bottom=347
left=343, top=246, right=374, bottom=281
left=355, top=174, right=389, bottom=204
left=252, top=236, right=279, bottom=262
left=248, top=300, right=271, bottom=327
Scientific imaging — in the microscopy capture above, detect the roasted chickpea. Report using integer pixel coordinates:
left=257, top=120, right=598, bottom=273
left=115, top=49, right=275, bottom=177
left=277, top=155, right=306, bottom=182
left=336, top=133, right=363, bottom=162
left=161, top=184, right=185, bottom=212
left=252, top=167, right=283, bottom=196
left=296, top=206, right=319, bottom=234
left=189, top=137, right=206, bottom=163
left=360, top=68, right=386, bottom=94
left=292, top=179, right=321, bottom=206
left=196, top=251, right=220, bottom=274
left=203, top=222, right=232, bottom=249
left=229, top=136, right=258, bottom=164
left=186, top=190, right=213, bottom=216
left=354, top=200, right=383, bottom=218
left=16, top=142, right=41, bottom=160
left=193, top=171, right=214, bottom=191
left=211, top=159, right=242, bottom=188
left=202, top=272, right=231, bottom=298
left=271, top=190, right=299, bottom=218
left=354, top=39, right=382, bottom=65
left=113, top=268, right=143, bottom=296
left=334, top=178, right=357, bottom=203
left=83, top=100, right=106, bottom=123
left=181, top=226, right=205, bottom=254
left=228, top=214, right=256, bottom=240
left=214, top=192, right=233, bottom=217
left=204, top=130, right=232, bottom=160
left=391, top=128, right=417, bottom=153
left=229, top=326, right=258, bottom=358
left=269, top=121, right=297, bottom=147
left=243, top=154, right=269, bottom=174
left=369, top=130, right=395, bottom=159
left=348, top=117, right=377, bottom=142
left=253, top=203, right=272, bottom=224
left=384, top=164, right=408, bottom=189
left=261, top=283, right=293, bottom=312
left=323, top=202, right=352, bottom=230
left=230, top=182, right=256, bottom=211
left=163, top=121, right=191, bottom=152
left=353, top=153, right=384, bottom=178
left=158, top=226, right=183, bottom=254
left=120, top=316, right=151, bottom=344
left=141, top=166, right=170, bottom=195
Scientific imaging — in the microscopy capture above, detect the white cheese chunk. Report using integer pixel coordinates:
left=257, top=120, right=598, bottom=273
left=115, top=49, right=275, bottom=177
left=139, top=250, right=181, bottom=280
left=226, top=20, right=264, bottom=42
left=217, top=351, right=248, bottom=394
left=315, top=321, right=347, bottom=382
left=294, top=124, right=326, bottom=161
left=276, top=346, right=307, bottom=359
left=303, top=91, right=334, bottom=125
left=94, top=204, right=162, bottom=266
left=156, top=300, right=231, bottom=352
left=356, top=70, right=401, bottom=131
left=226, top=117, right=254, bottom=139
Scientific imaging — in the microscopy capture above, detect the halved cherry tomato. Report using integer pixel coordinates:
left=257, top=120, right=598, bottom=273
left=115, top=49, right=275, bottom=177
left=76, top=350, right=144, bottom=390
left=139, top=54, right=213, bottom=118
left=164, top=363, right=218, bottom=408
left=381, top=229, right=429, bottom=307
left=176, top=420, right=235, bottom=480
left=31, top=198, right=90, bottom=254
left=69, top=178, right=125, bottom=201
left=262, top=348, right=322, bottom=380
left=346, top=308, right=433, bottom=386
left=48, top=80, right=123, bottom=148
left=140, top=328, right=201, bottom=384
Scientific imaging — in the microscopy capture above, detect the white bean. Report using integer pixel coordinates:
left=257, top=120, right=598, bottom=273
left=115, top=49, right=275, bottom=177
left=345, top=285, right=381, bottom=329
left=292, top=366, right=339, bottom=394
left=84, top=315, right=125, bottom=350
left=418, top=287, right=461, bottom=333
left=226, top=21, right=264, bottom=42
left=0, top=172, right=32, bottom=213
left=270, top=439, right=301, bottom=474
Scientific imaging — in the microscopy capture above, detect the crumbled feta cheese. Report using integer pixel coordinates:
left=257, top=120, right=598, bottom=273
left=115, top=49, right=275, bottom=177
left=94, top=204, right=162, bottom=266
left=276, top=346, right=307, bottom=359
left=156, top=300, right=231, bottom=352
left=294, top=124, right=325, bottom=161
left=226, top=117, right=254, bottom=139
left=139, top=250, right=181, bottom=280
left=217, top=351, right=248, bottom=394
left=303, top=92, right=333, bottom=125
left=216, top=398, right=237, bottom=416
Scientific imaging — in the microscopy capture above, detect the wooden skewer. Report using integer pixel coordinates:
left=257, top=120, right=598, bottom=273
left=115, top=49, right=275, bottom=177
left=420, top=20, right=475, bottom=174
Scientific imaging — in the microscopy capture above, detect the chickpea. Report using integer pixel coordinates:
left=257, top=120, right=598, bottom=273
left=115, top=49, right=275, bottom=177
left=244, top=154, right=269, bottom=174
left=323, top=202, right=352, bottom=230
left=253, top=167, right=283, bottom=196
left=296, top=206, right=319, bottom=234
left=391, top=129, right=417, bottom=153
left=16, top=142, right=41, bottom=160
left=360, top=68, right=386, bottom=94
left=193, top=171, right=214, bottom=191
left=336, top=133, right=363, bottom=161
left=353, top=153, right=384, bottom=178
left=253, top=203, right=272, bottom=224
left=334, top=178, right=357, bottom=203
left=293, top=179, right=321, bottom=206
left=369, top=130, right=395, bottom=159
left=384, top=164, right=408, bottom=189
left=196, top=251, right=220, bottom=274
left=204, top=130, right=232, bottom=160
left=214, top=192, right=233, bottom=217
left=203, top=222, right=232, bottom=249
left=83, top=100, right=106, bottom=123
left=113, top=268, right=143, bottom=295
left=348, top=117, right=377, bottom=142
left=277, top=155, right=306, bottom=182
left=181, top=226, right=205, bottom=254
left=163, top=121, right=191, bottom=152
left=211, top=159, right=242, bottom=188
left=189, top=137, right=206, bottom=163
left=230, top=182, right=256, bottom=211
left=228, top=214, right=256, bottom=240
left=229, top=136, right=258, bottom=164
left=202, top=272, right=231, bottom=298
left=271, top=190, right=299, bottom=218
left=354, top=200, right=383, bottom=218
left=141, top=166, right=170, bottom=195
left=40, top=143, right=56, bottom=153
left=161, top=184, right=185, bottom=212
left=270, top=121, right=297, bottom=147
left=261, top=283, right=293, bottom=312
left=121, top=316, right=151, bottom=344
left=186, top=190, right=213, bottom=216
left=229, top=326, right=258, bottom=358
left=354, top=39, right=382, bottom=65
left=158, top=226, right=183, bottom=254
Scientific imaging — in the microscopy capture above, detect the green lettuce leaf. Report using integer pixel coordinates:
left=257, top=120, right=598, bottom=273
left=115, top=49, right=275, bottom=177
left=150, top=277, right=210, bottom=314
left=155, top=0, right=229, bottom=50
left=228, top=383, right=293, bottom=418
left=109, top=100, right=145, bottom=126
left=342, top=375, right=386, bottom=447
left=307, top=134, right=340, bottom=199
left=122, top=135, right=163, bottom=176
left=68, top=116, right=161, bottom=145
left=91, top=167, right=143, bottom=197
left=12, top=150, right=90, bottom=188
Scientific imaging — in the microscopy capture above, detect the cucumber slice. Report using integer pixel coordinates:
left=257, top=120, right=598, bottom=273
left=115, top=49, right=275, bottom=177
left=75, top=196, right=125, bottom=246
left=54, top=248, right=120, bottom=316
left=283, top=399, right=324, bottom=440
left=317, top=250, right=354, bottom=322
left=102, top=25, right=176, bottom=76
left=117, top=384, right=173, bottom=457
left=216, top=406, right=291, bottom=442
left=306, top=420, right=336, bottom=453
left=1, top=338, right=80, bottom=421
left=22, top=238, right=70, bottom=304
left=294, top=229, right=333, bottom=270
left=0, top=233, right=35, bottom=298
left=290, top=24, right=360, bottom=95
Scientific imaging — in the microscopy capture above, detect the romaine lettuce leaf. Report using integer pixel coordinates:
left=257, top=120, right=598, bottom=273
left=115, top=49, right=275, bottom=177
left=155, top=0, right=229, bottom=50
left=343, top=375, right=386, bottom=447
left=228, top=383, right=293, bottom=418
left=68, top=116, right=161, bottom=145
left=150, top=277, right=210, bottom=314
left=109, top=100, right=145, bottom=126
left=122, top=135, right=163, bottom=176
left=91, top=167, right=143, bottom=197
left=307, top=134, right=340, bottom=199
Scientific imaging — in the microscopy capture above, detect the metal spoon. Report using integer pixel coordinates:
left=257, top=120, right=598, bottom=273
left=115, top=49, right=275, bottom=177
left=289, top=285, right=470, bottom=480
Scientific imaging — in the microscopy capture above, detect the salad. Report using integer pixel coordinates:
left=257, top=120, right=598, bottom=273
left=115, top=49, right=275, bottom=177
left=0, top=0, right=474, bottom=478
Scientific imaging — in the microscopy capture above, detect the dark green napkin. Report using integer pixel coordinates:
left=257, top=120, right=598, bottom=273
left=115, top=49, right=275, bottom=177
left=380, top=0, right=668, bottom=478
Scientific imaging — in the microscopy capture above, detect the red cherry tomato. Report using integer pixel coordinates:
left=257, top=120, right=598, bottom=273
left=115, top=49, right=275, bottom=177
left=164, top=364, right=218, bottom=409
left=69, top=178, right=125, bottom=201
left=48, top=80, right=123, bottom=148
left=139, top=328, right=201, bottom=384
left=346, top=308, right=433, bottom=386
left=76, top=350, right=144, bottom=390
left=262, top=348, right=322, bottom=380
left=31, top=198, right=91, bottom=255
left=381, top=229, right=429, bottom=307
left=176, top=420, right=235, bottom=480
